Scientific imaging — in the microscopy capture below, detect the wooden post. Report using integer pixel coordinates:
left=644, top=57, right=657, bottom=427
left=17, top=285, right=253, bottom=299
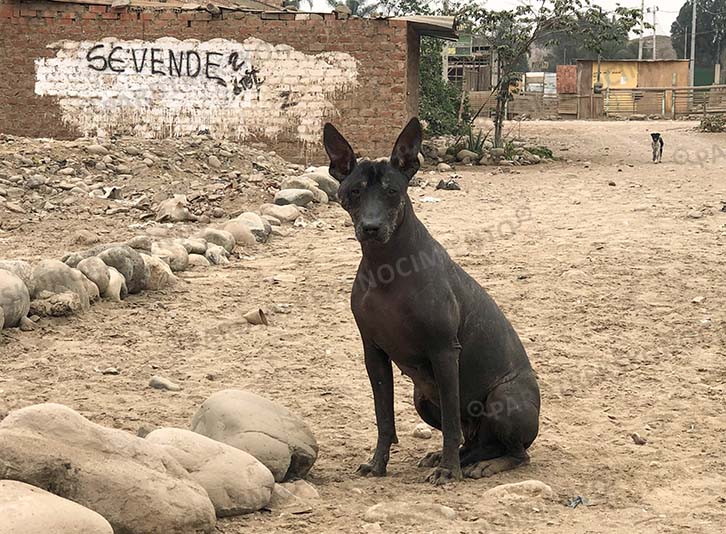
left=671, top=90, right=676, bottom=119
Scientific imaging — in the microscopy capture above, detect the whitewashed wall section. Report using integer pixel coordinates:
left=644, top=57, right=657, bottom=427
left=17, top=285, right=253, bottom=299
left=35, top=37, right=359, bottom=143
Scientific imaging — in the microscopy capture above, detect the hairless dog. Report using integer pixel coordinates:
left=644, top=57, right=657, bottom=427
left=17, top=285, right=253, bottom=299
left=324, top=117, right=541, bottom=485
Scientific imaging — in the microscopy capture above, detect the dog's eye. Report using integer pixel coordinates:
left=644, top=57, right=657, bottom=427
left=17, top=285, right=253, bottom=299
left=350, top=189, right=361, bottom=198
left=387, top=188, right=398, bottom=196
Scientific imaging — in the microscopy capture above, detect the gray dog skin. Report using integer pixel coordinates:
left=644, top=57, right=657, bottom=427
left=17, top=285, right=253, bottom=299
left=324, top=118, right=541, bottom=485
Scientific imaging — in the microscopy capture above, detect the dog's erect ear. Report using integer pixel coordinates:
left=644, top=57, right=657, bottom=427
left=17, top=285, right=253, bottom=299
left=324, top=123, right=357, bottom=182
left=391, top=117, right=423, bottom=180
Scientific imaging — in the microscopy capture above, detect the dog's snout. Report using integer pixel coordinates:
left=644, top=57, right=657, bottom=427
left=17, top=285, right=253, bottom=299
left=362, top=222, right=381, bottom=236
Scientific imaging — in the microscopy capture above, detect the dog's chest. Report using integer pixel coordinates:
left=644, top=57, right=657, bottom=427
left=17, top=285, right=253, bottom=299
left=353, top=287, right=428, bottom=363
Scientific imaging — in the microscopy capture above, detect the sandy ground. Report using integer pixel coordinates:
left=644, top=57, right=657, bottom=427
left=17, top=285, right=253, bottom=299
left=1, top=120, right=725, bottom=533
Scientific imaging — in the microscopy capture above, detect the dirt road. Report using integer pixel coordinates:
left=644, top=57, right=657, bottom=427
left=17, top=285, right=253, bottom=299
left=1, top=120, right=725, bottom=533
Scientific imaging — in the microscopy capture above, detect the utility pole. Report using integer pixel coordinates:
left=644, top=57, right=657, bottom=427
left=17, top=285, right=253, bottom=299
left=650, top=6, right=659, bottom=60
left=638, top=0, right=645, bottom=60
left=689, top=0, right=697, bottom=87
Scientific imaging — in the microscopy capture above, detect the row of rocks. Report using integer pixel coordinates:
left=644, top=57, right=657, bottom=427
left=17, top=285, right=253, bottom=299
left=0, top=389, right=319, bottom=533
left=422, top=136, right=553, bottom=168
left=0, top=166, right=339, bottom=330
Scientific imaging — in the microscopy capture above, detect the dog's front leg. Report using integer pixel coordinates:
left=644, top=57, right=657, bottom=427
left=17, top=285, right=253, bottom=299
left=426, top=348, right=464, bottom=485
left=357, top=341, right=398, bottom=477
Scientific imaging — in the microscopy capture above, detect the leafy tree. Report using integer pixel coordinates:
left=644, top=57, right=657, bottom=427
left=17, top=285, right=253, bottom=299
left=282, top=0, right=313, bottom=9
left=419, top=37, right=469, bottom=135
left=461, top=1, right=642, bottom=147
left=326, top=0, right=380, bottom=16
left=671, top=0, right=726, bottom=71
left=543, top=20, right=639, bottom=69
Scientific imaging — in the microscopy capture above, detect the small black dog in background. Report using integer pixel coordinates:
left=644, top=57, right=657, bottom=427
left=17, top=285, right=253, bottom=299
left=651, top=132, right=664, bottom=163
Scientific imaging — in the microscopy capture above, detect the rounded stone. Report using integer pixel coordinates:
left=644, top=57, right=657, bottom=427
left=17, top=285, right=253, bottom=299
left=197, top=228, right=236, bottom=253
left=146, top=428, right=275, bottom=517
left=103, top=267, right=128, bottom=302
left=223, top=221, right=257, bottom=247
left=97, top=246, right=149, bottom=294
left=0, top=269, right=30, bottom=328
left=76, top=257, right=110, bottom=295
left=0, top=404, right=216, bottom=534
left=141, top=254, right=178, bottom=290
left=30, top=260, right=90, bottom=311
left=0, top=480, right=114, bottom=534
left=274, top=189, right=315, bottom=207
left=191, top=389, right=318, bottom=482
left=151, top=242, right=189, bottom=273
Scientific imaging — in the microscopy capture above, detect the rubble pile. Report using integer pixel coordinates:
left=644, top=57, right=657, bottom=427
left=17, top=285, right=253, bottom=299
left=0, top=133, right=303, bottom=225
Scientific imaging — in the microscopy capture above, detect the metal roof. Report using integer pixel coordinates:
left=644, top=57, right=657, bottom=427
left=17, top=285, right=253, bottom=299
left=392, top=15, right=458, bottom=41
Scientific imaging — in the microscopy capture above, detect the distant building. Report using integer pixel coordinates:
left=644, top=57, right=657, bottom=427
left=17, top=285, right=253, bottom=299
left=576, top=59, right=690, bottom=93
left=444, top=33, right=496, bottom=92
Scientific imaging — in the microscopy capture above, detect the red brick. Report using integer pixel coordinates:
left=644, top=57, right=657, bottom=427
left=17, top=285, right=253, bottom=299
left=0, top=6, right=414, bottom=163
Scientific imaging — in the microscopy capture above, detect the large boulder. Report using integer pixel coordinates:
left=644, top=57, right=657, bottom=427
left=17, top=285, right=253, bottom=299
left=62, top=243, right=125, bottom=268
left=274, top=189, right=314, bottom=207
left=125, top=236, right=153, bottom=253
left=0, top=270, right=30, bottom=328
left=151, top=242, right=189, bottom=273
left=279, top=177, right=328, bottom=204
left=0, top=260, right=33, bottom=290
left=205, top=244, right=230, bottom=266
left=141, top=254, right=178, bottom=290
left=191, top=390, right=318, bottom=482
left=0, top=480, right=113, bottom=534
left=197, top=228, right=235, bottom=253
left=104, top=267, right=128, bottom=301
left=260, top=203, right=301, bottom=223
left=223, top=221, right=257, bottom=247
left=97, top=246, right=149, bottom=294
left=0, top=404, right=216, bottom=534
left=188, top=254, right=211, bottom=268
left=174, top=238, right=208, bottom=256
left=233, top=212, right=271, bottom=243
left=302, top=167, right=339, bottom=200
left=29, top=260, right=90, bottom=311
left=76, top=257, right=110, bottom=295
left=146, top=428, right=275, bottom=517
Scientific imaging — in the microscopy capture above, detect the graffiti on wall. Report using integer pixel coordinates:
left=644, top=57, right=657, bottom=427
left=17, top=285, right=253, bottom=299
left=35, top=37, right=359, bottom=143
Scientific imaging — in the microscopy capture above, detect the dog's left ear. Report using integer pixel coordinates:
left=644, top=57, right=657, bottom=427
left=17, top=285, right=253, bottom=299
left=324, top=123, right=357, bottom=182
left=391, top=117, right=422, bottom=180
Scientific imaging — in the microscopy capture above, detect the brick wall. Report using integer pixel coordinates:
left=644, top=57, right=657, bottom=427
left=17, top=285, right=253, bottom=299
left=0, top=0, right=420, bottom=163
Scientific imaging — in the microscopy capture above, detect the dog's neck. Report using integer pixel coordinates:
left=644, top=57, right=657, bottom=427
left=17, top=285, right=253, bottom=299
left=359, top=195, right=429, bottom=266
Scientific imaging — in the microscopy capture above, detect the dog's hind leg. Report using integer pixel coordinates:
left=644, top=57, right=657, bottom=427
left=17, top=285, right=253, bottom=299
left=462, top=372, right=540, bottom=479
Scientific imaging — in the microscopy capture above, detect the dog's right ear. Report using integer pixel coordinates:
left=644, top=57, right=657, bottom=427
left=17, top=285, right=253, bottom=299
left=324, top=123, right=357, bottom=182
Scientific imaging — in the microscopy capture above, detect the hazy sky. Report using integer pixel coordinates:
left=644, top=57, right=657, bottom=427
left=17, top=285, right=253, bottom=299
left=307, top=0, right=686, bottom=35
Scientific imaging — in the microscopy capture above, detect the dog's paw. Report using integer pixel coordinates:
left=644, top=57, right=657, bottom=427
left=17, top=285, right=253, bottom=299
left=418, top=451, right=442, bottom=468
left=356, top=461, right=387, bottom=477
left=425, top=466, right=462, bottom=486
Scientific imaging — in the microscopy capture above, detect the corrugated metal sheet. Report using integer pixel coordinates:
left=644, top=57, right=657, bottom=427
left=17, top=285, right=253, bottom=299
left=391, top=15, right=457, bottom=40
